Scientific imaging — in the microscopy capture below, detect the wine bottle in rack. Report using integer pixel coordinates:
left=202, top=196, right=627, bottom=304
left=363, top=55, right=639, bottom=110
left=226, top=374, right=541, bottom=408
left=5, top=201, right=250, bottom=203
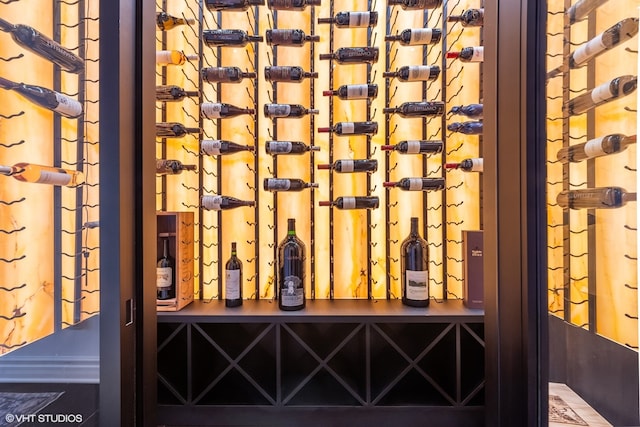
left=201, top=140, right=254, bottom=156
left=318, top=121, right=379, bottom=136
left=383, top=177, right=445, bottom=191
left=381, top=140, right=444, bottom=154
left=201, top=195, right=256, bottom=210
left=265, top=141, right=321, bottom=155
left=557, top=187, right=636, bottom=209
left=264, top=66, right=318, bottom=82
left=202, top=66, right=257, bottom=84
left=277, top=219, right=306, bottom=311
left=155, top=85, right=199, bottom=102
left=156, top=50, right=198, bottom=66
left=156, top=122, right=201, bottom=138
left=156, top=237, right=175, bottom=300
left=566, top=75, right=637, bottom=115
left=446, top=46, right=484, bottom=62
left=567, top=0, right=610, bottom=25
left=317, top=159, right=378, bottom=173
left=323, top=84, right=378, bottom=100
left=556, top=134, right=637, bottom=163
left=203, top=29, right=263, bottom=47
left=0, top=17, right=84, bottom=74
left=449, top=104, right=483, bottom=119
left=263, top=178, right=319, bottom=192
left=447, top=121, right=483, bottom=135
left=445, top=158, right=483, bottom=172
left=383, top=101, right=445, bottom=118
left=263, top=103, right=319, bottom=119
left=265, top=29, right=320, bottom=46
left=383, top=65, right=440, bottom=82
left=0, top=163, right=84, bottom=187
left=385, top=28, right=442, bottom=46
left=205, top=0, right=264, bottom=11
left=156, top=159, right=197, bottom=175
left=224, top=242, right=243, bottom=307
left=447, top=9, right=484, bottom=27
left=387, top=0, right=442, bottom=10
left=318, top=11, right=378, bottom=28
left=0, top=76, right=82, bottom=118
left=401, top=217, right=429, bottom=307
left=267, top=0, right=321, bottom=11
left=319, top=47, right=379, bottom=64
left=156, top=12, right=196, bottom=31
left=318, top=196, right=380, bottom=210
left=201, top=102, right=256, bottom=119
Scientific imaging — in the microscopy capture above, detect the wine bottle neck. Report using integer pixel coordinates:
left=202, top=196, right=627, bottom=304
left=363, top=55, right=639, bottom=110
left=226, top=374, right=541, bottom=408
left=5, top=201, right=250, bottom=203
left=623, top=192, right=637, bottom=203
left=0, top=165, right=12, bottom=176
left=447, top=16, right=462, bottom=21
left=317, top=17, right=332, bottom=24
left=0, top=76, right=17, bottom=90
left=287, top=219, right=296, bottom=235
left=231, top=242, right=237, bottom=256
left=384, top=35, right=401, bottom=41
left=163, top=239, right=169, bottom=257
left=410, top=218, right=419, bottom=235
left=446, top=52, right=461, bottom=59
left=0, top=17, right=14, bottom=32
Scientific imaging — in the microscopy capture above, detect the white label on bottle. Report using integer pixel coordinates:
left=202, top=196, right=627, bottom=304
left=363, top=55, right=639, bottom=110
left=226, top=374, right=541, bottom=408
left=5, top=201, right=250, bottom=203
left=267, top=179, right=291, bottom=190
left=340, top=160, right=355, bottom=172
left=407, top=66, right=432, bottom=81
left=201, top=140, right=222, bottom=155
left=590, top=82, right=615, bottom=104
left=267, top=104, right=291, bottom=117
left=471, top=46, right=484, bottom=62
left=341, top=197, right=356, bottom=209
left=341, top=122, right=355, bottom=134
left=346, top=84, right=369, bottom=99
left=406, top=140, right=422, bottom=153
left=156, top=50, right=173, bottom=64
left=583, top=137, right=607, bottom=158
left=54, top=93, right=82, bottom=117
left=572, top=33, right=606, bottom=66
left=156, top=267, right=173, bottom=288
left=471, top=158, right=484, bottom=172
left=280, top=275, right=304, bottom=307
left=268, top=141, right=293, bottom=153
left=408, top=178, right=423, bottom=191
left=225, top=269, right=241, bottom=299
left=201, top=103, right=223, bottom=119
left=36, top=171, right=73, bottom=186
left=405, top=270, right=429, bottom=301
left=349, top=12, right=370, bottom=27
left=202, top=195, right=223, bottom=210
left=409, top=28, right=433, bottom=45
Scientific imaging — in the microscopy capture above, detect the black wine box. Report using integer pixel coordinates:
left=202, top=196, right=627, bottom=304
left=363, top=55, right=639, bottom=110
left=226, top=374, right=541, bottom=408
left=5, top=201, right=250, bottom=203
left=463, top=230, right=484, bottom=309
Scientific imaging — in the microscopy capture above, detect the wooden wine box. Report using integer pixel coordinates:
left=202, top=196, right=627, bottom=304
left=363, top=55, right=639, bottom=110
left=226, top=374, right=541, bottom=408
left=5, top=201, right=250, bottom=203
left=156, top=211, right=194, bottom=312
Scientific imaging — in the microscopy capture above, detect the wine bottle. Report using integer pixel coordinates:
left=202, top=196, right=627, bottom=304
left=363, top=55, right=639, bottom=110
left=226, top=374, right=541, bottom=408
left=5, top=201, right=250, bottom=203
left=205, top=0, right=264, bottom=11
left=447, top=9, right=484, bottom=27
left=557, top=187, right=636, bottom=209
left=446, top=46, right=484, bottom=62
left=0, top=18, right=84, bottom=74
left=445, top=158, right=483, bottom=172
left=268, top=0, right=321, bottom=11
left=318, top=11, right=378, bottom=28
left=224, top=242, right=243, bottom=307
left=201, top=140, right=254, bottom=156
left=201, top=195, right=255, bottom=210
left=383, top=65, right=440, bottom=82
left=156, top=12, right=196, bottom=31
left=265, top=29, right=320, bottom=46
left=156, top=159, right=197, bottom=175
left=556, top=134, right=637, bottom=163
left=277, top=219, right=306, bottom=311
left=383, top=101, right=445, bottom=118
left=263, top=103, right=319, bottom=119
left=202, top=29, right=263, bottom=47
left=156, top=50, right=198, bottom=66
left=565, top=75, right=637, bottom=115
left=318, top=196, right=380, bottom=210
left=264, top=66, right=318, bottom=82
left=381, top=140, right=444, bottom=154
left=156, top=122, right=201, bottom=138
left=263, top=178, right=319, bottom=192
left=385, top=28, right=442, bottom=45
left=567, top=0, right=609, bottom=24
left=0, top=76, right=82, bottom=118
left=319, top=47, right=379, bottom=64
left=201, top=66, right=257, bottom=84
left=401, top=217, right=429, bottom=307
left=449, top=104, right=483, bottom=119
left=201, top=102, right=256, bottom=119
left=155, top=85, right=199, bottom=102
left=323, top=84, right=378, bottom=100
left=265, top=141, right=320, bottom=155
left=0, top=162, right=84, bottom=187
left=156, top=237, right=175, bottom=300
left=387, top=0, right=442, bottom=10
left=447, top=121, right=483, bottom=135
left=318, top=159, right=378, bottom=173
left=383, top=177, right=445, bottom=191
left=318, top=121, right=378, bottom=136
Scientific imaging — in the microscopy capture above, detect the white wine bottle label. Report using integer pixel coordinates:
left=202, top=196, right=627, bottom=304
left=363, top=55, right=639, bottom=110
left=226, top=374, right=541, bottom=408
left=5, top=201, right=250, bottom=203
left=409, top=29, right=434, bottom=45
left=470, top=158, right=484, bottom=172
left=408, top=178, right=424, bottom=191
left=202, top=103, right=223, bottom=118
left=54, top=93, right=82, bottom=117
left=406, top=140, right=422, bottom=153
left=349, top=12, right=370, bottom=27
left=590, top=83, right=615, bottom=104
left=340, top=122, right=355, bottom=134
left=268, top=141, right=292, bottom=153
left=280, top=275, right=304, bottom=306
left=201, top=140, right=222, bottom=155
left=225, top=269, right=241, bottom=299
left=583, top=136, right=607, bottom=158
left=267, top=104, right=291, bottom=117
left=341, top=197, right=357, bottom=209
left=202, top=195, right=223, bottom=210
left=157, top=267, right=173, bottom=288
left=156, top=50, right=173, bottom=64
left=405, top=270, right=429, bottom=301
left=266, top=179, right=291, bottom=190
left=339, top=160, right=355, bottom=172
left=407, top=66, right=433, bottom=81
left=37, top=171, right=73, bottom=186
left=346, top=84, right=369, bottom=99
left=572, top=33, right=606, bottom=66
left=470, top=46, right=484, bottom=62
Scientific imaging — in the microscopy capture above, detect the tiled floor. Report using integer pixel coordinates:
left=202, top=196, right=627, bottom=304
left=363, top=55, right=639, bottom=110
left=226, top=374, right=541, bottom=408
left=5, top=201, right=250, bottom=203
left=549, top=383, right=612, bottom=427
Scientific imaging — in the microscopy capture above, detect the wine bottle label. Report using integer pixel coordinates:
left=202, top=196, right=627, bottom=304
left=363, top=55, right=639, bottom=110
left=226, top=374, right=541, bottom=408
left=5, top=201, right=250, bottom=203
left=201, top=140, right=222, bottom=155
left=37, top=171, right=73, bottom=186
left=340, top=122, right=355, bottom=134
left=339, top=160, right=354, bottom=172
left=405, top=270, right=428, bottom=301
left=406, top=140, right=422, bottom=153
left=266, top=104, right=292, bottom=117
left=269, top=30, right=295, bottom=44
left=572, top=33, right=606, bottom=66
left=204, top=67, right=233, bottom=81
left=268, top=141, right=293, bottom=153
left=404, top=103, right=445, bottom=115
left=470, top=158, right=484, bottom=172
left=202, top=195, right=223, bottom=210
left=209, top=29, right=242, bottom=42
left=202, top=103, right=223, bottom=118
left=156, top=51, right=173, bottom=64
left=346, top=84, right=370, bottom=99
left=225, top=269, right=241, bottom=299
left=583, top=137, right=607, bottom=158
left=468, top=47, right=484, bottom=62
left=280, top=275, right=304, bottom=307
left=349, top=12, right=371, bottom=27
left=54, top=93, right=82, bottom=117
left=408, top=178, right=423, bottom=191
left=409, top=29, right=434, bottom=45
left=341, top=197, right=357, bottom=209
left=590, top=82, right=615, bottom=104
left=407, top=66, right=435, bottom=81
left=157, top=267, right=173, bottom=288
left=266, top=179, right=291, bottom=190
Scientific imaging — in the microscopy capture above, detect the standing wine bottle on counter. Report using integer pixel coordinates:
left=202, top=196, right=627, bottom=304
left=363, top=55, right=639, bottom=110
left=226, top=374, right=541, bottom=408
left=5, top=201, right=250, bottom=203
left=206, top=0, right=264, bottom=11
left=447, top=9, right=484, bottom=27
left=447, top=121, right=483, bottom=135
left=317, top=159, right=378, bottom=173
left=156, top=122, right=201, bottom=138
left=318, top=121, right=378, bottom=136
left=268, top=0, right=320, bottom=10
left=263, top=103, right=319, bottom=119
left=557, top=187, right=636, bottom=209
left=445, top=158, right=483, bottom=172
left=203, top=29, right=263, bottom=47
left=318, top=11, right=378, bottom=28
left=401, top=217, right=429, bottom=307
left=0, top=18, right=84, bottom=74
left=449, top=104, right=483, bottom=119
left=446, top=46, right=484, bottom=62
left=565, top=75, right=637, bottom=115
left=383, top=177, right=445, bottom=191
left=387, top=0, right=442, bottom=10
left=278, top=219, right=306, bottom=311
left=265, top=141, right=320, bottom=155
left=157, top=237, right=175, bottom=300
left=319, top=47, right=379, bottom=64
left=381, top=140, right=444, bottom=155
left=266, top=29, right=319, bottom=46
left=567, top=0, right=610, bottom=24
left=264, top=178, right=319, bottom=192
left=224, top=242, right=243, bottom=307
left=323, top=84, right=378, bottom=100
left=201, top=140, right=254, bottom=156
left=0, top=76, right=82, bottom=118
left=201, top=195, right=255, bottom=210
left=201, top=103, right=255, bottom=119
left=318, top=197, right=380, bottom=210
left=383, top=101, right=445, bottom=118
left=383, top=65, right=440, bottom=82
left=264, top=66, right=318, bottom=82
left=156, top=12, right=195, bottom=31
left=0, top=163, right=84, bottom=187
left=385, top=28, right=442, bottom=45
left=156, top=85, right=199, bottom=102
left=556, top=134, right=637, bottom=163
left=156, top=160, right=197, bottom=175
left=156, top=50, right=198, bottom=66
left=202, top=67, right=257, bottom=84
